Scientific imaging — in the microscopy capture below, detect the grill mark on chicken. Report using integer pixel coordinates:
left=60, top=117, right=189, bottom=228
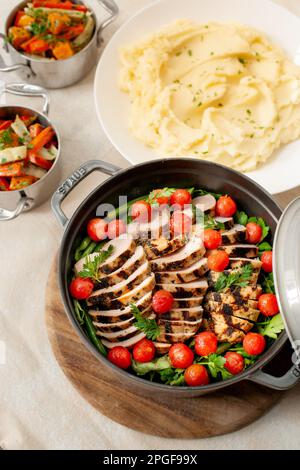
left=218, top=244, right=259, bottom=258
left=141, top=236, right=186, bottom=260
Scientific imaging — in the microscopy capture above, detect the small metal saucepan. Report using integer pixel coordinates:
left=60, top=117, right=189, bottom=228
left=0, top=0, right=119, bottom=89
left=0, top=82, right=61, bottom=221
left=51, top=158, right=300, bottom=397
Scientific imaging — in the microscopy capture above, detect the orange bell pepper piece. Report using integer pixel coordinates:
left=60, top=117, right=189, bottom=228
left=59, top=24, right=85, bottom=40
left=48, top=13, right=71, bottom=35
left=8, top=27, right=32, bottom=49
left=9, top=175, right=38, bottom=190
left=52, top=41, right=74, bottom=60
left=0, top=162, right=24, bottom=177
left=27, top=39, right=50, bottom=54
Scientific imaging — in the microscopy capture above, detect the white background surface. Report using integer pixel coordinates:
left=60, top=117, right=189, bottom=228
left=0, top=0, right=300, bottom=450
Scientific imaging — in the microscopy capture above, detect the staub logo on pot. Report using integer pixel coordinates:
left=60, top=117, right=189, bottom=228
left=58, top=168, right=87, bottom=195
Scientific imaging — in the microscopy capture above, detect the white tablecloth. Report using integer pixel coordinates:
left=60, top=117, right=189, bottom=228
left=1, top=0, right=300, bottom=450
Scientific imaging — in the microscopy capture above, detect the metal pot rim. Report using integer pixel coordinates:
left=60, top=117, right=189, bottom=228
left=57, top=157, right=288, bottom=394
left=4, top=0, right=98, bottom=64
left=0, top=103, right=61, bottom=194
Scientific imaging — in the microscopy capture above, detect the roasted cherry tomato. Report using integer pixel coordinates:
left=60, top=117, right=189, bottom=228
left=224, top=352, right=245, bottom=375
left=207, top=250, right=229, bottom=272
left=87, top=218, right=108, bottom=242
left=107, top=219, right=126, bottom=239
left=204, top=229, right=222, bottom=250
left=170, top=211, right=192, bottom=236
left=152, top=290, right=174, bottom=314
left=243, top=333, right=266, bottom=356
left=170, top=189, right=192, bottom=208
left=69, top=277, right=94, bottom=300
left=195, top=331, right=218, bottom=356
left=246, top=222, right=263, bottom=244
left=130, top=200, right=151, bottom=222
left=108, top=346, right=131, bottom=369
left=184, top=364, right=209, bottom=386
left=150, top=189, right=170, bottom=205
left=133, top=339, right=156, bottom=363
left=216, top=195, right=237, bottom=217
left=258, top=293, right=279, bottom=317
left=169, top=343, right=194, bottom=369
left=261, top=251, right=273, bottom=273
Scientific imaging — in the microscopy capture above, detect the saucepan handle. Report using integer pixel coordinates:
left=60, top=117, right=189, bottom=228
left=95, top=0, right=119, bottom=46
left=2, top=83, right=50, bottom=116
left=0, top=195, right=34, bottom=222
left=51, top=160, right=121, bottom=228
left=247, top=363, right=300, bottom=390
left=0, top=33, right=30, bottom=73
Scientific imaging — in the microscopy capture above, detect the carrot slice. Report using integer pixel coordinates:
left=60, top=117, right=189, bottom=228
left=10, top=175, right=38, bottom=190
left=0, top=162, right=24, bottom=177
left=0, top=121, right=12, bottom=131
left=28, top=127, right=55, bottom=154
left=29, top=153, right=53, bottom=170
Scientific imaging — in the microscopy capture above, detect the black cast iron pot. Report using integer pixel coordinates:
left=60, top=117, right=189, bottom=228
left=51, top=158, right=299, bottom=397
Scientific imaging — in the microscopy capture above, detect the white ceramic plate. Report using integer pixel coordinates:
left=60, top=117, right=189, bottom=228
left=94, top=0, right=300, bottom=194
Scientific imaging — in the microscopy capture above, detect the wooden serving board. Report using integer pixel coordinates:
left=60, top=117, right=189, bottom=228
left=44, top=189, right=296, bottom=439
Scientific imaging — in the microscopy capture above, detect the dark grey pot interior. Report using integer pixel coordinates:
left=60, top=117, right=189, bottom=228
left=58, top=158, right=286, bottom=397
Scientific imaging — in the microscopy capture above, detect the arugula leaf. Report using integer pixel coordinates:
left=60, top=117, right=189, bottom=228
left=258, top=241, right=272, bottom=255
left=257, top=314, right=284, bottom=339
left=78, top=245, right=113, bottom=282
left=215, top=264, right=253, bottom=292
left=193, top=188, right=222, bottom=199
left=248, top=216, right=270, bottom=241
left=262, top=272, right=275, bottom=294
left=159, top=367, right=185, bottom=386
left=234, top=210, right=248, bottom=226
left=131, top=355, right=171, bottom=375
left=130, top=304, right=161, bottom=340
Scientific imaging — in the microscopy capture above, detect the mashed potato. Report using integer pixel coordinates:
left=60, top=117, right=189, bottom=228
left=119, top=20, right=300, bottom=171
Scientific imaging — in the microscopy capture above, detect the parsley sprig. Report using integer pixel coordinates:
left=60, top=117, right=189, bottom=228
left=262, top=272, right=275, bottom=293
left=215, top=264, right=253, bottom=292
left=257, top=314, right=284, bottom=339
left=78, top=245, right=113, bottom=282
left=196, top=354, right=232, bottom=380
left=130, top=303, right=161, bottom=340
left=203, top=214, right=225, bottom=230
left=193, top=188, right=222, bottom=199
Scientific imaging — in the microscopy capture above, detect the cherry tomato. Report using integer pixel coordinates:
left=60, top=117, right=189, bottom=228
left=224, top=352, right=245, bottom=375
left=261, top=251, right=273, bottom=273
left=152, top=290, right=174, bottom=314
left=216, top=195, right=237, bottom=217
left=170, top=189, right=192, bottom=208
left=246, top=222, right=262, bottom=244
left=150, top=189, right=169, bottom=205
left=87, top=218, right=108, bottom=242
left=130, top=200, right=151, bottom=222
left=170, top=211, right=192, bottom=236
left=69, top=277, right=94, bottom=300
left=207, top=250, right=229, bottom=272
left=195, top=331, right=218, bottom=356
left=107, top=219, right=126, bottom=239
left=169, top=343, right=194, bottom=369
left=184, top=364, right=210, bottom=386
left=108, top=346, right=131, bottom=369
left=258, top=293, right=279, bottom=317
left=204, top=229, right=222, bottom=250
left=133, top=339, right=156, bottom=363
left=243, top=333, right=266, bottom=356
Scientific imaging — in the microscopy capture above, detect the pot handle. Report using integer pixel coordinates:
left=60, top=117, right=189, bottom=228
left=2, top=82, right=50, bottom=116
left=51, top=159, right=121, bottom=227
left=0, top=194, right=34, bottom=222
left=96, top=0, right=119, bottom=46
left=0, top=33, right=30, bottom=73
left=247, top=363, right=300, bottom=390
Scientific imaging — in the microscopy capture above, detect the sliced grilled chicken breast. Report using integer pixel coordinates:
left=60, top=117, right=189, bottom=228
left=93, top=307, right=152, bottom=332
left=221, top=224, right=247, bottom=244
left=156, top=279, right=208, bottom=298
left=215, top=216, right=234, bottom=230
left=101, top=331, right=146, bottom=348
left=228, top=257, right=262, bottom=270
left=172, top=297, right=204, bottom=308
left=88, top=274, right=155, bottom=309
left=208, top=311, right=253, bottom=333
left=128, top=208, right=169, bottom=239
left=75, top=235, right=136, bottom=275
left=88, top=261, right=150, bottom=303
left=155, top=258, right=208, bottom=284
left=203, top=317, right=245, bottom=344
left=97, top=245, right=146, bottom=288
left=159, top=306, right=203, bottom=322
left=207, top=269, right=259, bottom=289
left=96, top=313, right=156, bottom=341
left=218, top=244, right=258, bottom=258
left=204, top=299, right=260, bottom=322
left=192, top=194, right=216, bottom=214
left=153, top=342, right=172, bottom=354
left=228, top=285, right=262, bottom=300
left=141, top=236, right=186, bottom=260
left=88, top=292, right=152, bottom=322
left=205, top=291, right=258, bottom=309
left=156, top=329, right=197, bottom=343
left=151, top=234, right=205, bottom=272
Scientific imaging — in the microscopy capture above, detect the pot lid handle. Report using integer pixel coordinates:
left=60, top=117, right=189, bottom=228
left=274, top=196, right=300, bottom=362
